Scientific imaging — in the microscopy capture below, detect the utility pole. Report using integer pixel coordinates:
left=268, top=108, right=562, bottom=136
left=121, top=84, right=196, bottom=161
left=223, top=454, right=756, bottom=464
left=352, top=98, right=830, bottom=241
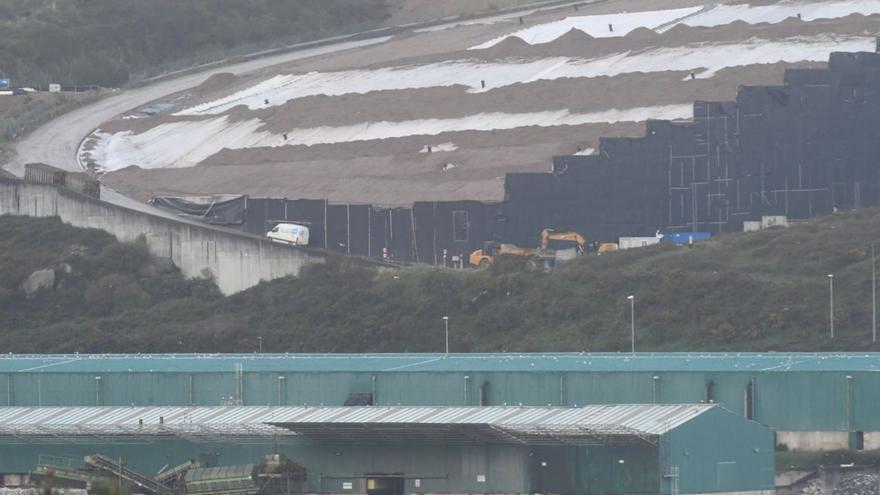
left=443, top=316, right=449, bottom=356
left=627, top=295, right=635, bottom=353
left=873, top=244, right=877, bottom=343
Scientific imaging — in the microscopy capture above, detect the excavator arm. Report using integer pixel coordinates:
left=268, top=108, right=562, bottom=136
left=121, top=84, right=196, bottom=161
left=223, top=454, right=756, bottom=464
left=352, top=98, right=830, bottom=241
left=540, top=229, right=587, bottom=253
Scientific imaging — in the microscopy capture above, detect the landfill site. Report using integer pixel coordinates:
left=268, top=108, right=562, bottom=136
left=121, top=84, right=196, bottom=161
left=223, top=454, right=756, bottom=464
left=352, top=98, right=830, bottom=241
left=85, top=0, right=880, bottom=206
left=72, top=0, right=880, bottom=265
left=2, top=1, right=880, bottom=495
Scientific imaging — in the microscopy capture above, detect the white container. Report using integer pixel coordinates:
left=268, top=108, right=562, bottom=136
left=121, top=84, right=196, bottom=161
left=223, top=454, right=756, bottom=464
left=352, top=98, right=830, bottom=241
left=762, top=216, right=789, bottom=228
left=743, top=221, right=761, bottom=232
left=267, top=223, right=310, bottom=246
left=619, top=236, right=661, bottom=250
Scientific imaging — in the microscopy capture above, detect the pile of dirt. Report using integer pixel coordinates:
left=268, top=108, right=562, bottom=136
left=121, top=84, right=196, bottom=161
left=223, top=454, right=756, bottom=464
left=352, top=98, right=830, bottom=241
left=191, top=72, right=239, bottom=98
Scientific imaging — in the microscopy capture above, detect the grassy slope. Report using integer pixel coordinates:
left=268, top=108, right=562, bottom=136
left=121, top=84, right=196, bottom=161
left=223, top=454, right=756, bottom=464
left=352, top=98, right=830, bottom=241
left=3, top=210, right=880, bottom=353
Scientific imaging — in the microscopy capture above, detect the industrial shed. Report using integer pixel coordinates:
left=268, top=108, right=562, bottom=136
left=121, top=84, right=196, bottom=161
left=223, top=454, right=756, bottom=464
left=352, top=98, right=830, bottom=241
left=0, top=404, right=774, bottom=495
left=1, top=353, right=877, bottom=451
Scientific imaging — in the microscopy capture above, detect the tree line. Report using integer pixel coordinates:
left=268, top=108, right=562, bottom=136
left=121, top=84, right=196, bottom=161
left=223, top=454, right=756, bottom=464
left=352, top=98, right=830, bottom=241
left=0, top=0, right=389, bottom=87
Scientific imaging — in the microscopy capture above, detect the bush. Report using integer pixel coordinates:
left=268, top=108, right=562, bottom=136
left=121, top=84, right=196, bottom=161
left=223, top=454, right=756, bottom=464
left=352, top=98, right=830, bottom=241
left=85, top=274, right=152, bottom=316
left=98, top=237, right=151, bottom=275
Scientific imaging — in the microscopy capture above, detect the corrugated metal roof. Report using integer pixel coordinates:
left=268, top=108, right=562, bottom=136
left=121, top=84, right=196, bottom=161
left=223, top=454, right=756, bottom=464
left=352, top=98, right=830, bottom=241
left=0, top=404, right=713, bottom=444
left=0, top=353, right=877, bottom=373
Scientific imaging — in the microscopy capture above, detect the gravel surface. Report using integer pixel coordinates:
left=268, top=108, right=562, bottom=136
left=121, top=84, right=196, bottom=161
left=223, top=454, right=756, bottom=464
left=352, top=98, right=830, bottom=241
left=803, top=478, right=823, bottom=495
left=832, top=473, right=880, bottom=495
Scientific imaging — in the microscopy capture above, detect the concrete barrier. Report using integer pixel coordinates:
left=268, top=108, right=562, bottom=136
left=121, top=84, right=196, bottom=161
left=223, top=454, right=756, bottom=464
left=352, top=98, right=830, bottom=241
left=0, top=178, right=326, bottom=295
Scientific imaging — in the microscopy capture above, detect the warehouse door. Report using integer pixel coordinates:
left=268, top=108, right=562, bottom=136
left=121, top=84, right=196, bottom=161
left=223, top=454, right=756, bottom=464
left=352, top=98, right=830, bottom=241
left=366, top=475, right=405, bottom=495
left=716, top=461, right=737, bottom=491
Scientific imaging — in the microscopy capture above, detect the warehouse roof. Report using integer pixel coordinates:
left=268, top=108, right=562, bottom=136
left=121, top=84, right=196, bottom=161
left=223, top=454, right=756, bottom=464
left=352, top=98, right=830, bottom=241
left=0, top=353, right=878, bottom=373
left=0, top=404, right=713, bottom=444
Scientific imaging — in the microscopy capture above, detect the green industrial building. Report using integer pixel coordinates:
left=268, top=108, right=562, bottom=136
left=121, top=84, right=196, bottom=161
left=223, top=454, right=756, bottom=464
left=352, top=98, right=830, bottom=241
left=0, top=404, right=774, bottom=495
left=0, top=352, right=876, bottom=452
left=4, top=351, right=871, bottom=494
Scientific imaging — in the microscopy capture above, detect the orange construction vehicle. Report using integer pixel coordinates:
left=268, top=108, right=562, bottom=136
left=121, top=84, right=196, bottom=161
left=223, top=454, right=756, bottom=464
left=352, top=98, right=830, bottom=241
left=469, top=229, right=589, bottom=268
left=468, top=241, right=537, bottom=268
left=597, top=242, right=619, bottom=253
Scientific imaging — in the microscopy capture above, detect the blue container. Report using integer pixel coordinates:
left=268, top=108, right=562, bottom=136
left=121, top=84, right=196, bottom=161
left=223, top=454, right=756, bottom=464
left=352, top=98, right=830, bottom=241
left=661, top=231, right=711, bottom=245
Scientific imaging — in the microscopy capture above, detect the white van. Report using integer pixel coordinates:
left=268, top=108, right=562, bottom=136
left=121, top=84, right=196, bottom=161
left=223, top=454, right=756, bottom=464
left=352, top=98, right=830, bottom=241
left=267, top=223, right=310, bottom=246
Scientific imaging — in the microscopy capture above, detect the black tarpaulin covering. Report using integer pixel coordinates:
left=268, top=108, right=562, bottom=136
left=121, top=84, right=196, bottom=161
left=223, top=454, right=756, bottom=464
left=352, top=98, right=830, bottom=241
left=150, top=195, right=246, bottom=225
left=502, top=51, right=880, bottom=240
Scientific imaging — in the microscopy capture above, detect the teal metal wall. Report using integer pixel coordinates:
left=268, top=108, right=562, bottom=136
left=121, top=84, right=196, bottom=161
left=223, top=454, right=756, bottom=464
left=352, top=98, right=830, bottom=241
left=0, top=440, right=531, bottom=493
left=661, top=408, right=775, bottom=494
left=566, top=444, right=660, bottom=495
left=2, top=369, right=878, bottom=431
left=0, top=440, right=660, bottom=494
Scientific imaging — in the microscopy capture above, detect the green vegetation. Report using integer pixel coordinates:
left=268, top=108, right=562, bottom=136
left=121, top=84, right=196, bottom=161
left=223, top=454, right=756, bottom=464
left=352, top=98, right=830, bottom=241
left=3, top=209, right=880, bottom=353
left=0, top=0, right=389, bottom=88
left=0, top=92, right=101, bottom=150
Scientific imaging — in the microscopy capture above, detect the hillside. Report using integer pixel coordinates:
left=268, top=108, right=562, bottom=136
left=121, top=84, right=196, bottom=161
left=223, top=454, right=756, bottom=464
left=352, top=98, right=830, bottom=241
left=3, top=212, right=880, bottom=353
left=0, top=0, right=388, bottom=88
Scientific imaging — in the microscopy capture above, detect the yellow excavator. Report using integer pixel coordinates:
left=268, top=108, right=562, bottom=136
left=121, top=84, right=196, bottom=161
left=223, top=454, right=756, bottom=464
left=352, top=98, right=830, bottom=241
left=469, top=229, right=589, bottom=267
left=540, top=229, right=587, bottom=253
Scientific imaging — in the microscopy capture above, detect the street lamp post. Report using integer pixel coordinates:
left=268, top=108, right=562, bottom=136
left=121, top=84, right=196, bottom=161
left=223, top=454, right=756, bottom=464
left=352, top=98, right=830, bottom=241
left=873, top=244, right=877, bottom=343
left=258, top=336, right=263, bottom=354
left=443, top=316, right=450, bottom=356
left=627, top=295, right=635, bottom=353
left=828, top=274, right=834, bottom=339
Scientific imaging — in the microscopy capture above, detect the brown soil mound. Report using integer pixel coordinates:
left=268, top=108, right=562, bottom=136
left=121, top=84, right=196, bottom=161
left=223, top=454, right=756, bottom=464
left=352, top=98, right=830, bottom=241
left=625, top=26, right=661, bottom=40
left=192, top=72, right=239, bottom=98
left=481, top=35, right=533, bottom=59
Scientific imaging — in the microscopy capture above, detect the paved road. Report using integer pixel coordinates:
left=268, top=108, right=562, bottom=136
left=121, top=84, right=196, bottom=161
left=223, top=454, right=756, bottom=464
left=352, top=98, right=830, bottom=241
left=3, top=37, right=393, bottom=178
left=2, top=37, right=398, bottom=220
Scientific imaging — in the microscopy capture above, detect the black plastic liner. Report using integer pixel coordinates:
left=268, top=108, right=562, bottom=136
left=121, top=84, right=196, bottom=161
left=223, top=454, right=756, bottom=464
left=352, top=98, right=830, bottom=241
left=150, top=195, right=246, bottom=225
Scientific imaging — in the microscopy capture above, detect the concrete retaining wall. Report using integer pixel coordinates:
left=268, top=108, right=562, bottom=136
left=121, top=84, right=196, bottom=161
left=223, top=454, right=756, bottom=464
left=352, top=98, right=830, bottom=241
left=866, top=432, right=880, bottom=450
left=0, top=179, right=326, bottom=294
left=777, top=431, right=850, bottom=451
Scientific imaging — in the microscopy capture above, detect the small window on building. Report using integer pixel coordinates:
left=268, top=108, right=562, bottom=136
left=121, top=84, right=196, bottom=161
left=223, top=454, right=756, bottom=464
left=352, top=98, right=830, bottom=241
left=344, top=393, right=373, bottom=406
left=453, top=210, right=469, bottom=242
left=854, top=431, right=865, bottom=451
